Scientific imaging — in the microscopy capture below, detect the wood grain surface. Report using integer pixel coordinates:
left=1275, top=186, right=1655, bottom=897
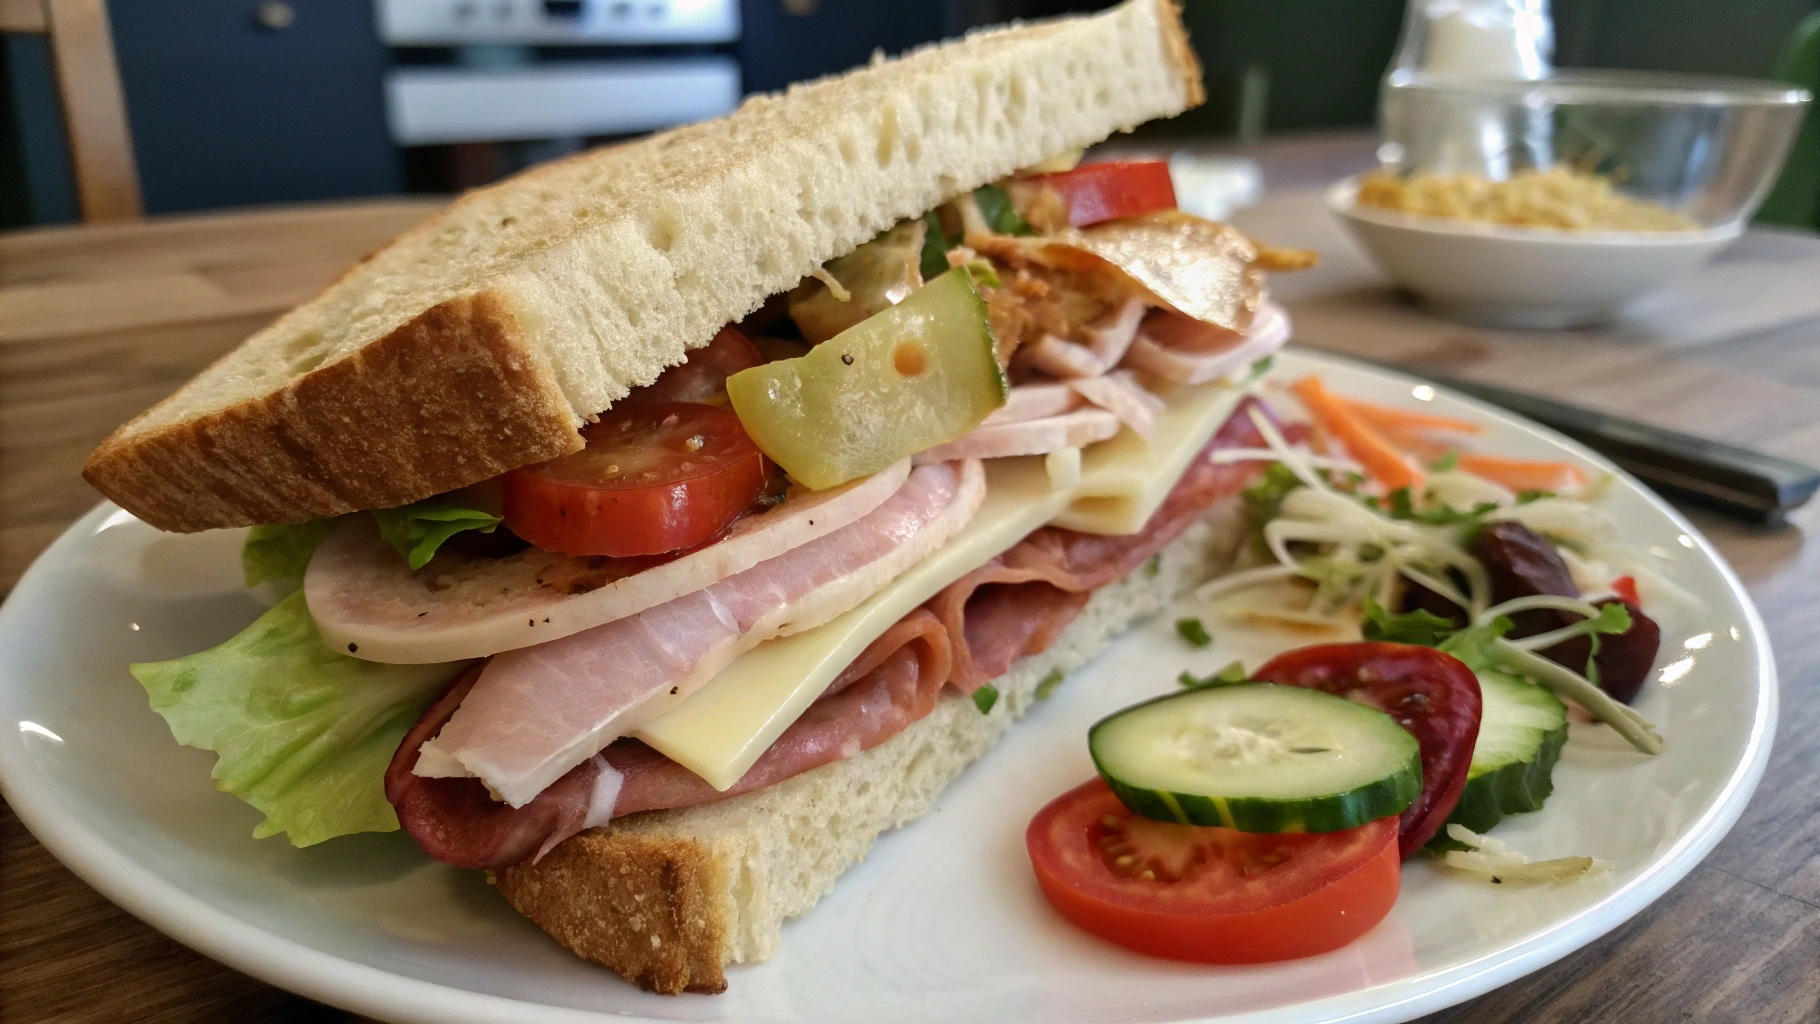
left=1, top=137, right=1816, bottom=1023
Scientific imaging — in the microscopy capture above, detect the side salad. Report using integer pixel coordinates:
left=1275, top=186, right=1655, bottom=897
left=1026, top=375, right=1675, bottom=964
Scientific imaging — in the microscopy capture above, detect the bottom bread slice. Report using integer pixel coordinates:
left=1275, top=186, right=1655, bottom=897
left=494, top=495, right=1249, bottom=993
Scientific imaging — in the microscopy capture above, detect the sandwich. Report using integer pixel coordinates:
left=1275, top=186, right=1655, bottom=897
left=91, top=0, right=1313, bottom=995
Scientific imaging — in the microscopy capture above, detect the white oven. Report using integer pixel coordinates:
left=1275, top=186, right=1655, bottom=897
left=375, top=0, right=740, bottom=146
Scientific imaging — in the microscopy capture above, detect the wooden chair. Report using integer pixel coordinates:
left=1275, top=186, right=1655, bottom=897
left=0, top=0, right=142, bottom=222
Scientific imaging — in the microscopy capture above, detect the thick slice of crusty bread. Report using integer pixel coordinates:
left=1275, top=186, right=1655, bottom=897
left=493, top=495, right=1247, bottom=994
left=84, top=0, right=1203, bottom=533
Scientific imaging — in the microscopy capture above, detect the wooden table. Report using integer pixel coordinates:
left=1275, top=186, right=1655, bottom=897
left=3, top=138, right=1818, bottom=1023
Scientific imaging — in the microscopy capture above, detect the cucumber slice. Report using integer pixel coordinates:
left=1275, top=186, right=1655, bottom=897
left=1433, top=669, right=1568, bottom=847
left=1089, top=683, right=1421, bottom=834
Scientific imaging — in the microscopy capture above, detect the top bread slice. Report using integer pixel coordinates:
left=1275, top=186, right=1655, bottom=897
left=83, top=0, right=1204, bottom=533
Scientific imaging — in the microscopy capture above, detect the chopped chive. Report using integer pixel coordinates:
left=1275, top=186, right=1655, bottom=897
left=1178, top=660, right=1249, bottom=689
left=1431, top=451, right=1459, bottom=471
left=1175, top=617, right=1213, bottom=648
left=972, top=685, right=1000, bottom=714
left=1034, top=668, right=1065, bottom=701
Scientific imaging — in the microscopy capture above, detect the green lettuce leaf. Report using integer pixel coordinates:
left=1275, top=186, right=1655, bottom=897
left=1436, top=620, right=1513, bottom=673
left=371, top=497, right=502, bottom=570
left=973, top=184, right=1034, bottom=236
left=1361, top=597, right=1461, bottom=647
left=131, top=592, right=467, bottom=846
left=242, top=519, right=342, bottom=588
left=921, top=210, right=954, bottom=280
left=1242, top=461, right=1303, bottom=527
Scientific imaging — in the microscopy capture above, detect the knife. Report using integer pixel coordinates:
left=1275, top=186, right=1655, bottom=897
left=1386, top=368, right=1819, bottom=525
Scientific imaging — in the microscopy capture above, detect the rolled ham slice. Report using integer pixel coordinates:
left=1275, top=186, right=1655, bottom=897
left=912, top=409, right=1120, bottom=465
left=1068, top=371, right=1164, bottom=439
left=1015, top=334, right=1105, bottom=379
left=1123, top=302, right=1290, bottom=386
left=307, top=459, right=912, bottom=664
left=414, top=459, right=985, bottom=807
left=1082, top=296, right=1146, bottom=367
left=1010, top=298, right=1148, bottom=380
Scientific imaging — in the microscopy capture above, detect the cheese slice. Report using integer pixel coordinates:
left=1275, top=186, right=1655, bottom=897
left=632, top=381, right=1251, bottom=790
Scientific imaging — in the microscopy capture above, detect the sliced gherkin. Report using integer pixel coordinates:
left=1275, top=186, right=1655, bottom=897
left=728, top=267, right=1007, bottom=490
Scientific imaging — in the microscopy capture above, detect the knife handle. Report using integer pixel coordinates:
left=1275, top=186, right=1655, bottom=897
left=1418, top=373, right=1820, bottom=524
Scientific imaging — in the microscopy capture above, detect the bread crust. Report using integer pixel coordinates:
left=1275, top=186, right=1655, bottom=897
left=1156, top=0, right=1208, bottom=107
left=82, top=292, right=582, bottom=532
left=493, top=831, right=731, bottom=995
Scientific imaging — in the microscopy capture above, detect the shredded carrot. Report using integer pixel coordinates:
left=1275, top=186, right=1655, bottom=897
left=1368, top=424, right=1453, bottom=461
left=1454, top=453, right=1587, bottom=493
left=1339, top=396, right=1485, bottom=437
left=1288, top=376, right=1425, bottom=492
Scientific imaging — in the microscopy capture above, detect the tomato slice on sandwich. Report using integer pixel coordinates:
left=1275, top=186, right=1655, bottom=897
left=616, top=326, right=764, bottom=409
left=1028, top=779, right=1400, bottom=964
left=1024, top=160, right=1178, bottom=227
left=503, top=401, right=769, bottom=558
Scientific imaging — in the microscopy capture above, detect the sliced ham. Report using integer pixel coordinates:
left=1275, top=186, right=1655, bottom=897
left=387, top=664, right=615, bottom=869
left=390, top=399, right=1291, bottom=869
left=308, top=460, right=912, bottom=665
left=1068, top=372, right=1164, bottom=439
left=981, top=382, right=1083, bottom=426
left=1123, top=302, right=1290, bottom=386
left=1082, top=296, right=1147, bottom=367
left=1015, top=334, right=1106, bottom=379
left=912, top=409, right=1120, bottom=465
left=413, top=459, right=985, bottom=807
left=1011, top=297, right=1150, bottom=380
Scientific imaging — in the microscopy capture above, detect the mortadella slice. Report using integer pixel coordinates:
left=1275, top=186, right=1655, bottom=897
left=308, top=460, right=912, bottom=664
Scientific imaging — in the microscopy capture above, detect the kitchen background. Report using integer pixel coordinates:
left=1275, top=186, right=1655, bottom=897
left=1, top=0, right=1814, bottom=228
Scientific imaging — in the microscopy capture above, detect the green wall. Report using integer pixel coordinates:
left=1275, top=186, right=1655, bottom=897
left=1145, top=0, right=1817, bottom=138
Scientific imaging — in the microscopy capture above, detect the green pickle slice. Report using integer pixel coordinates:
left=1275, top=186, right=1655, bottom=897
left=727, top=266, right=1008, bottom=490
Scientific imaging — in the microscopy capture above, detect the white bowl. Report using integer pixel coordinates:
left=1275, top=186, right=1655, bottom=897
left=1327, top=175, right=1741, bottom=329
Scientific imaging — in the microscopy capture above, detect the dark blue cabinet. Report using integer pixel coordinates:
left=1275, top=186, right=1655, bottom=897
left=112, top=1, right=401, bottom=215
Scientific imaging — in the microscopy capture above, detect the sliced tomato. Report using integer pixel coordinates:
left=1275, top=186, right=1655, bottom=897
left=1026, top=160, right=1178, bottom=227
left=1028, top=779, right=1399, bottom=964
left=503, top=402, right=767, bottom=557
left=1252, top=642, right=1482, bottom=858
left=617, top=326, right=764, bottom=409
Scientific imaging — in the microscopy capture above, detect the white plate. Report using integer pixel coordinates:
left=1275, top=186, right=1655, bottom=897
left=1327, top=175, right=1739, bottom=329
left=0, top=349, right=1775, bottom=1024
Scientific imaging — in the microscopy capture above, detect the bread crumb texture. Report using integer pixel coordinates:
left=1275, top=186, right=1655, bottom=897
left=498, top=496, right=1245, bottom=993
left=82, top=0, right=1200, bottom=532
